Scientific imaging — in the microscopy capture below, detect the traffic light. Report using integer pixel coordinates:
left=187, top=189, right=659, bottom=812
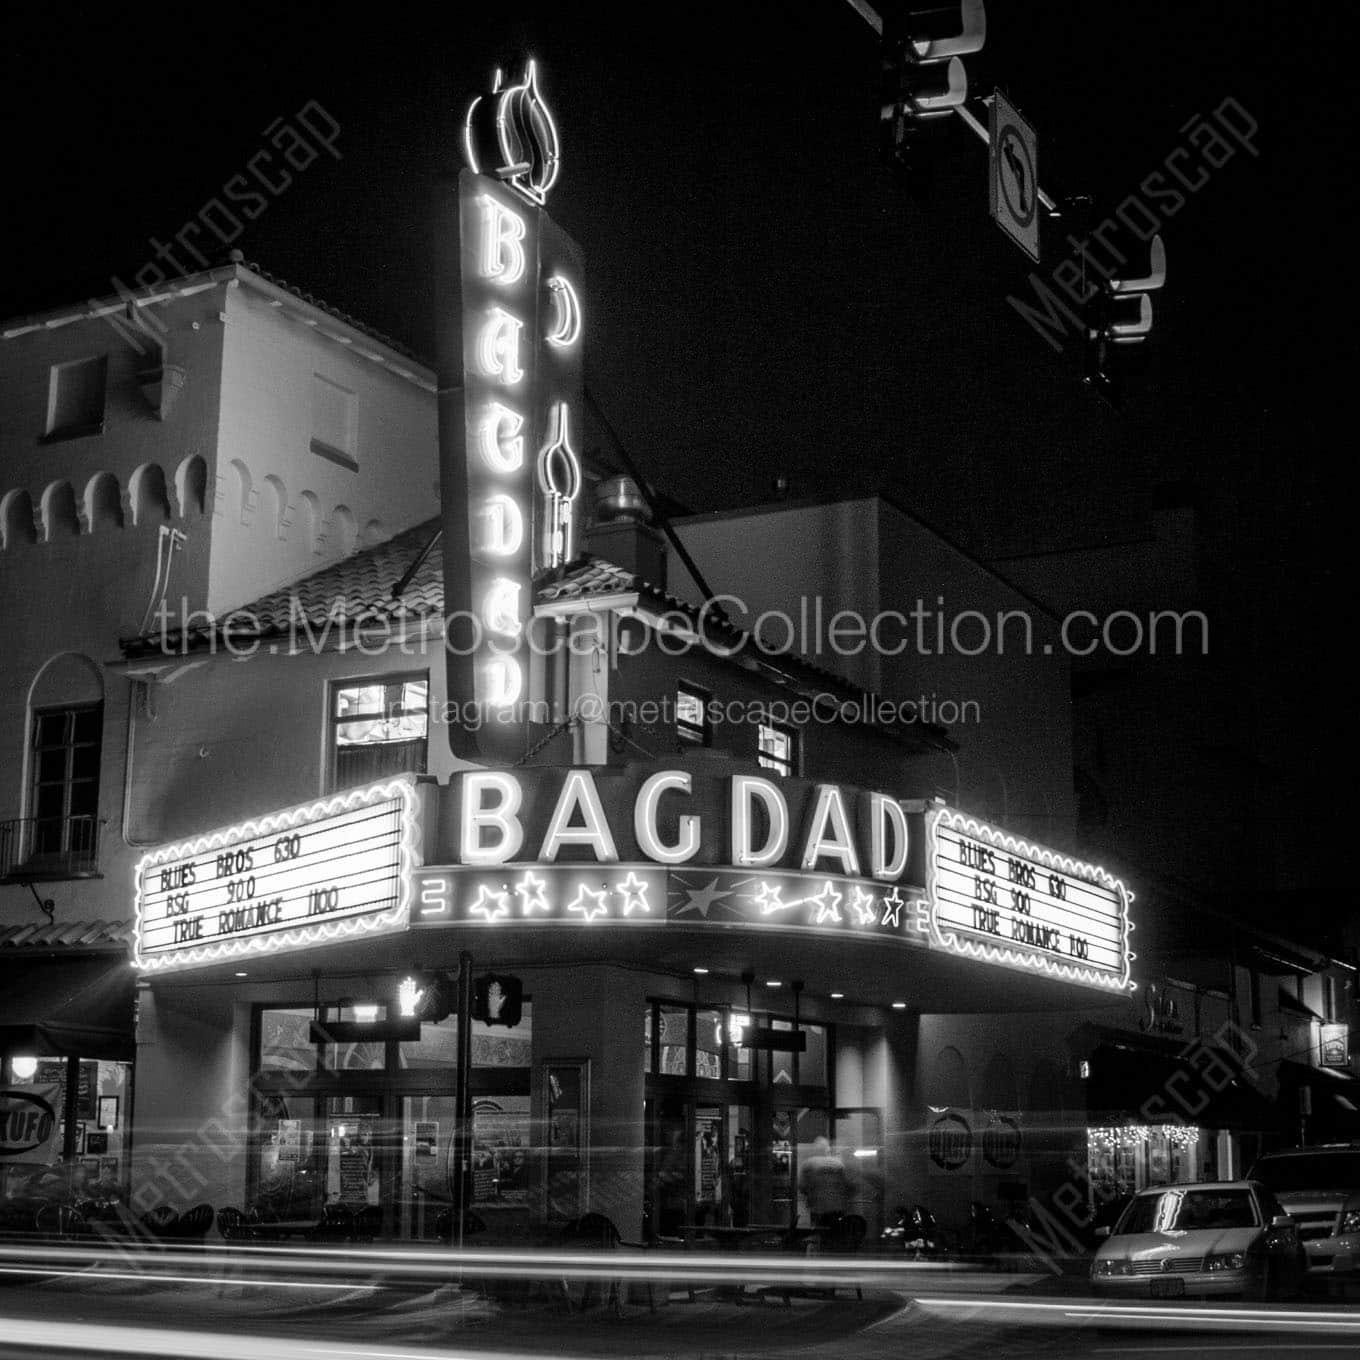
left=880, top=2, right=987, bottom=174
left=403, top=970, right=457, bottom=1024
left=473, top=973, right=523, bottom=1027
left=1083, top=233, right=1167, bottom=402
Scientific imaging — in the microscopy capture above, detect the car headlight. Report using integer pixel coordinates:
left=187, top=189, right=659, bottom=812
left=1341, top=1211, right=1360, bottom=1236
left=1094, top=1258, right=1133, bottom=1276
left=1205, top=1252, right=1247, bottom=1272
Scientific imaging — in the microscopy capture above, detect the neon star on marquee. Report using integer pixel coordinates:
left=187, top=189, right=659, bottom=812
left=467, top=884, right=511, bottom=922
left=566, top=883, right=609, bottom=922
left=810, top=881, right=843, bottom=924
left=616, top=871, right=651, bottom=915
left=514, top=870, right=549, bottom=914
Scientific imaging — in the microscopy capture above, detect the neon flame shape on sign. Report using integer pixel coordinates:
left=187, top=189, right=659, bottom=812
left=477, top=403, right=525, bottom=472
left=537, top=402, right=582, bottom=569
left=476, top=308, right=525, bottom=384
left=545, top=275, right=582, bottom=347
left=463, top=60, right=562, bottom=207
left=477, top=194, right=527, bottom=284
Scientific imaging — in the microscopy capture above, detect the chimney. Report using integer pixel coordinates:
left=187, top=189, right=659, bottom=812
left=583, top=475, right=667, bottom=589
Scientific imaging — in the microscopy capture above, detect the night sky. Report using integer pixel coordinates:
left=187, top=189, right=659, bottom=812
left=3, top=4, right=1343, bottom=909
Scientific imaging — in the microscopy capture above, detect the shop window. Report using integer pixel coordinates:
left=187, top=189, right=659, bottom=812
left=311, top=373, right=358, bottom=470
left=23, top=704, right=102, bottom=873
left=771, top=1020, right=795, bottom=1086
left=658, top=1006, right=690, bottom=1075
left=675, top=683, right=710, bottom=746
left=1, top=1057, right=130, bottom=1201
left=695, top=1009, right=724, bottom=1080
left=757, top=721, right=797, bottom=777
left=329, top=675, right=428, bottom=791
left=259, top=1007, right=316, bottom=1072
left=44, top=354, right=107, bottom=442
left=799, top=1025, right=827, bottom=1087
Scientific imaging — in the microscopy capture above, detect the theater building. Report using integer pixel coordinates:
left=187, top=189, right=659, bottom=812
left=1, top=56, right=1179, bottom=1245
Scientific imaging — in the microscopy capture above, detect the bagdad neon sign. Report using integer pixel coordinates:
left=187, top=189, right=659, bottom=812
left=411, top=767, right=1135, bottom=989
left=440, top=57, right=585, bottom=760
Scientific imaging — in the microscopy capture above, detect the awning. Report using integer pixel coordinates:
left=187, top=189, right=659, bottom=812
left=0, top=941, right=135, bottom=1061
left=1085, top=1040, right=1277, bottom=1133
left=0, top=1021, right=132, bottom=1061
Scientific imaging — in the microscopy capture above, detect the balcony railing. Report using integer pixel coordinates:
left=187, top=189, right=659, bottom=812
left=0, top=815, right=102, bottom=881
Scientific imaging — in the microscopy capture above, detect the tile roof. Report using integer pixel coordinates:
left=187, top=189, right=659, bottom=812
left=124, top=524, right=953, bottom=752
left=125, top=517, right=444, bottom=651
left=0, top=920, right=132, bottom=950
left=235, top=257, right=427, bottom=366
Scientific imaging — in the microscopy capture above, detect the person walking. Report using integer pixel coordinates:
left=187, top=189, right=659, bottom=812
left=798, top=1136, right=854, bottom=1229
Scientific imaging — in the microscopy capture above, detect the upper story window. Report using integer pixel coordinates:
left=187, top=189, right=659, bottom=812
left=311, top=374, right=358, bottom=471
left=20, top=705, right=102, bottom=873
left=329, top=676, right=427, bottom=791
left=757, top=721, right=797, bottom=777
left=43, top=355, right=107, bottom=442
left=676, top=683, right=710, bottom=747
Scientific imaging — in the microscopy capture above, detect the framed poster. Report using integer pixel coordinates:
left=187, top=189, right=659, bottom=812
left=98, top=1096, right=120, bottom=1130
left=544, top=1059, right=589, bottom=1221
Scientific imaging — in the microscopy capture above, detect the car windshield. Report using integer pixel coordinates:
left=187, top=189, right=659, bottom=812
left=1115, top=1188, right=1258, bottom=1234
left=1250, top=1152, right=1360, bottom=1192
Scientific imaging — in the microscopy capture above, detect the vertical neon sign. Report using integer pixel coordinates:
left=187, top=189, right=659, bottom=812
left=440, top=59, right=585, bottom=760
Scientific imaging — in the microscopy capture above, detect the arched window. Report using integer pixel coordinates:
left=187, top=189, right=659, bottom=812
left=297, top=491, right=322, bottom=553
left=83, top=472, right=124, bottom=532
left=175, top=455, right=208, bottom=518
left=1, top=489, right=36, bottom=549
left=330, top=505, right=357, bottom=556
left=262, top=475, right=288, bottom=540
left=129, top=463, right=171, bottom=527
left=41, top=481, right=79, bottom=540
left=20, top=654, right=104, bottom=875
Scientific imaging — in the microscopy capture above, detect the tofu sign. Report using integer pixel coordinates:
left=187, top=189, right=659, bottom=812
left=135, top=778, right=420, bottom=972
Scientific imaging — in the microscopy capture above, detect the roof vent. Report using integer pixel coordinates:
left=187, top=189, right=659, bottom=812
left=594, top=475, right=650, bottom=525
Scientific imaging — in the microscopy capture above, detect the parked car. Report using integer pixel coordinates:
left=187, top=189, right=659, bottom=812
left=1090, top=1181, right=1305, bottom=1300
left=1248, top=1145, right=1360, bottom=1286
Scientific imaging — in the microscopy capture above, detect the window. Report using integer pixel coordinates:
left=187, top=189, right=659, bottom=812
left=44, top=355, right=107, bottom=441
left=757, top=721, right=797, bottom=776
left=676, top=683, right=710, bottom=746
left=311, top=373, right=358, bottom=470
left=26, top=705, right=101, bottom=866
left=329, top=676, right=427, bottom=791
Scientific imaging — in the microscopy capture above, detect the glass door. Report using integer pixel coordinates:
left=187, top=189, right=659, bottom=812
left=322, top=1093, right=385, bottom=1217
left=399, top=1093, right=458, bottom=1241
left=833, top=1106, right=885, bottom=1236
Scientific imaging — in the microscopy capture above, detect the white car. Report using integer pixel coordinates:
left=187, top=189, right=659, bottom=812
left=1091, top=1181, right=1306, bottom=1300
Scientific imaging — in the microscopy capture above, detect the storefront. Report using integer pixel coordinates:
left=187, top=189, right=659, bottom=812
left=0, top=927, right=135, bottom=1205
left=128, top=764, right=1136, bottom=1240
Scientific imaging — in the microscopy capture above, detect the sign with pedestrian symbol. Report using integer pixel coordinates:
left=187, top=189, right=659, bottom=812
left=989, top=90, right=1039, bottom=262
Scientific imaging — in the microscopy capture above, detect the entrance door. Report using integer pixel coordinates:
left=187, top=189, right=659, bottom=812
left=833, top=1106, right=885, bottom=1236
left=322, top=1093, right=385, bottom=1228
left=399, top=1093, right=458, bottom=1241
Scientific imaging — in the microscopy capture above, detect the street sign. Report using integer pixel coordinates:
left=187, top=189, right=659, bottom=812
left=989, top=90, right=1039, bottom=262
